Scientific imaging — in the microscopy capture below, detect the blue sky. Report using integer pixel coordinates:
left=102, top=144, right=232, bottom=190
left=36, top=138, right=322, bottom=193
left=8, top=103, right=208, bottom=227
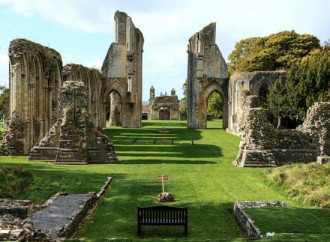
left=0, top=0, right=329, bottom=101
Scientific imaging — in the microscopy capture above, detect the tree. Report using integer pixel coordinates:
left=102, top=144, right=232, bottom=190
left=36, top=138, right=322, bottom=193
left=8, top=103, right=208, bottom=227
left=0, top=86, right=9, bottom=119
left=207, top=92, right=223, bottom=117
left=228, top=31, right=321, bottom=74
left=268, top=47, right=330, bottom=126
left=179, top=79, right=187, bottom=116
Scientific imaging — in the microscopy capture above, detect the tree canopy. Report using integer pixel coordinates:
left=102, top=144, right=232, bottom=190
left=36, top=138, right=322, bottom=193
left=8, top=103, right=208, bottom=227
left=228, top=31, right=321, bottom=74
left=0, top=86, right=9, bottom=118
left=268, top=46, right=330, bottom=124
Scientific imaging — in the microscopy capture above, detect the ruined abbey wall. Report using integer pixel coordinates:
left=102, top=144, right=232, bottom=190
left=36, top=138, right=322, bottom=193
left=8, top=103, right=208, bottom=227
left=234, top=102, right=330, bottom=167
left=227, top=71, right=287, bottom=135
left=102, top=11, right=144, bottom=128
left=1, top=39, right=62, bottom=155
left=62, top=64, right=106, bottom=128
left=29, top=81, right=117, bottom=164
left=187, top=23, right=228, bottom=129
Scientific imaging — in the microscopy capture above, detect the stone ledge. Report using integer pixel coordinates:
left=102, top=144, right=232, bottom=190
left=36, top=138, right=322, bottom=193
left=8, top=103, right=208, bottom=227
left=234, top=201, right=288, bottom=239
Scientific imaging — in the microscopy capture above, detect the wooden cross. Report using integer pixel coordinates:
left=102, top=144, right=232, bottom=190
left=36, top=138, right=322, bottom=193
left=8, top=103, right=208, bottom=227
left=157, top=174, right=168, bottom=193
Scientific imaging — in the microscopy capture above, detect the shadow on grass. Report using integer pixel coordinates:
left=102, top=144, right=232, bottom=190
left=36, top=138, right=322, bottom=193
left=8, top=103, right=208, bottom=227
left=142, top=121, right=187, bottom=128
left=115, top=144, right=222, bottom=159
left=103, top=126, right=203, bottom=143
left=121, top=159, right=216, bottom=165
left=245, top=207, right=330, bottom=235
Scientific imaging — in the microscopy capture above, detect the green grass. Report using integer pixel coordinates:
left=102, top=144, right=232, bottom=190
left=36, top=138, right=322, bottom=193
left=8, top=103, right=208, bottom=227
left=245, top=207, right=330, bottom=241
left=0, top=166, right=33, bottom=198
left=0, top=120, right=328, bottom=241
left=263, top=163, right=330, bottom=208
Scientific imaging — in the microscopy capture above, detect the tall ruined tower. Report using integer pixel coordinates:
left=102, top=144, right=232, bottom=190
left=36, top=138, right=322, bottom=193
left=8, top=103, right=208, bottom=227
left=187, top=23, right=229, bottom=129
left=102, top=11, right=144, bottom=128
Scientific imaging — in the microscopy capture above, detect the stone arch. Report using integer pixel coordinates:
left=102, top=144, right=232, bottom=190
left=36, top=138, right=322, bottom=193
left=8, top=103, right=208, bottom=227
left=258, top=81, right=270, bottom=106
left=104, top=80, right=127, bottom=127
left=202, top=81, right=228, bottom=128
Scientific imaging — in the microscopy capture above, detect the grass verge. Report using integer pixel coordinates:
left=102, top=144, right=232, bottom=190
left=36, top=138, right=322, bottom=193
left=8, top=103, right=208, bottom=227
left=263, top=162, right=330, bottom=208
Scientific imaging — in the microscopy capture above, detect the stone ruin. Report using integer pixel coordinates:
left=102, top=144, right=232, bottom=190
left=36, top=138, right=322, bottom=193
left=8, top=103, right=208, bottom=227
left=1, top=11, right=143, bottom=162
left=187, top=23, right=229, bottom=129
left=1, top=13, right=328, bottom=168
left=234, top=101, right=330, bottom=167
left=29, top=81, right=117, bottom=164
left=1, top=39, right=62, bottom=155
left=102, top=11, right=144, bottom=128
left=148, top=86, right=180, bottom=120
left=227, top=71, right=287, bottom=135
left=62, top=64, right=107, bottom=129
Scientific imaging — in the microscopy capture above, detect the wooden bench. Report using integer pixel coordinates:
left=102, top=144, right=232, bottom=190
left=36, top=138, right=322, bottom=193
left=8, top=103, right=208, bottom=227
left=137, top=206, right=188, bottom=235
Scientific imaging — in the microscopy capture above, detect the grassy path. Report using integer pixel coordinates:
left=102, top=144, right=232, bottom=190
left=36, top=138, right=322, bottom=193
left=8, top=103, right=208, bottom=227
left=0, top=120, right=295, bottom=240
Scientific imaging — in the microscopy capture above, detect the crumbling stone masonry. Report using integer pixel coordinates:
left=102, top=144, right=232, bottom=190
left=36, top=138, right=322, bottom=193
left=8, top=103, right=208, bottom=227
left=109, top=91, right=122, bottom=126
left=227, top=71, right=287, bottom=135
left=1, top=39, right=62, bottom=155
left=29, top=81, right=117, bottom=164
left=62, top=64, right=107, bottom=128
left=148, top=86, right=180, bottom=120
left=102, top=11, right=144, bottom=128
left=234, top=102, right=330, bottom=167
left=187, top=23, right=229, bottom=129
left=297, top=102, right=330, bottom=164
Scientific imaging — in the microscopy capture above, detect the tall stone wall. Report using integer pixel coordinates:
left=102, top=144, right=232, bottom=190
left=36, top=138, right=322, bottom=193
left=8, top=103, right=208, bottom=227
left=62, top=64, right=106, bottom=128
left=227, top=71, right=286, bottom=135
left=187, top=23, right=228, bottom=129
left=1, top=39, right=62, bottom=155
left=102, top=11, right=144, bottom=128
left=29, top=81, right=117, bottom=164
left=234, top=102, right=330, bottom=167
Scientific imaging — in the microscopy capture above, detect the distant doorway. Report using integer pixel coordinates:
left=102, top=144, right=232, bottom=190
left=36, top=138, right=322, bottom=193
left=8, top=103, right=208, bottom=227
left=159, top=107, right=170, bottom=120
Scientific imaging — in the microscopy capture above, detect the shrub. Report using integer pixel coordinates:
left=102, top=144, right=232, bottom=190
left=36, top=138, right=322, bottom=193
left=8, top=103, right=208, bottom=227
left=0, top=166, right=34, bottom=198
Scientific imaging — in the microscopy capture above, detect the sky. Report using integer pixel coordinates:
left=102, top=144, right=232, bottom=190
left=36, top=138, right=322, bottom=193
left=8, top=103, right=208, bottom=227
left=0, top=0, right=329, bottom=101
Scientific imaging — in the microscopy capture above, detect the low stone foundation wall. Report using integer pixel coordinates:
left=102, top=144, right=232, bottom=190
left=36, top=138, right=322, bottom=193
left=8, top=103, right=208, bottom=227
left=234, top=201, right=288, bottom=239
left=0, top=177, right=113, bottom=241
left=0, top=199, right=31, bottom=218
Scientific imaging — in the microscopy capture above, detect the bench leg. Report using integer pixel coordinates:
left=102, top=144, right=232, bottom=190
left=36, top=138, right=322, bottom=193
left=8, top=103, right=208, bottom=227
left=138, top=224, right=141, bottom=235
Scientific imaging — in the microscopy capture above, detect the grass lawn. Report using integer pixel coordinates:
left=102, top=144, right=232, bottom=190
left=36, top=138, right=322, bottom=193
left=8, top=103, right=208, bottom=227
left=0, top=120, right=328, bottom=241
left=245, top=207, right=330, bottom=241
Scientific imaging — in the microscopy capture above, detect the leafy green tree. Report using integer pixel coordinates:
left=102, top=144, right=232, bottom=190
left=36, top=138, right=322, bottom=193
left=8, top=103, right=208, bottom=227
left=179, top=79, right=187, bottom=116
left=207, top=92, right=223, bottom=117
left=228, top=31, right=321, bottom=74
left=0, top=86, right=9, bottom=118
left=268, top=47, right=330, bottom=126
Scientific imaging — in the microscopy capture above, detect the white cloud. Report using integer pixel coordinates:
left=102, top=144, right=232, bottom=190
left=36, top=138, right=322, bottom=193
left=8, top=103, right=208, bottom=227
left=84, top=59, right=103, bottom=70
left=0, top=0, right=329, bottom=99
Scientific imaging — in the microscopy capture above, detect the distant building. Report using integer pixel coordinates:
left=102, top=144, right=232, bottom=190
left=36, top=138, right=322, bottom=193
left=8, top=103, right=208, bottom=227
left=142, top=105, right=149, bottom=120
left=148, top=86, right=180, bottom=120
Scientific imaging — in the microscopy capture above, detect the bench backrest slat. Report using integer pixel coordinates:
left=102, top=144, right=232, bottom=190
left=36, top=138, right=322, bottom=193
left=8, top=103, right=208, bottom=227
left=138, top=206, right=187, bottom=225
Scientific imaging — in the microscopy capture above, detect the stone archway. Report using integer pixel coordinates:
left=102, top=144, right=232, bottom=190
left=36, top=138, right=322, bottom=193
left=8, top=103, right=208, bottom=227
left=104, top=79, right=128, bottom=127
left=186, top=23, right=229, bottom=129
